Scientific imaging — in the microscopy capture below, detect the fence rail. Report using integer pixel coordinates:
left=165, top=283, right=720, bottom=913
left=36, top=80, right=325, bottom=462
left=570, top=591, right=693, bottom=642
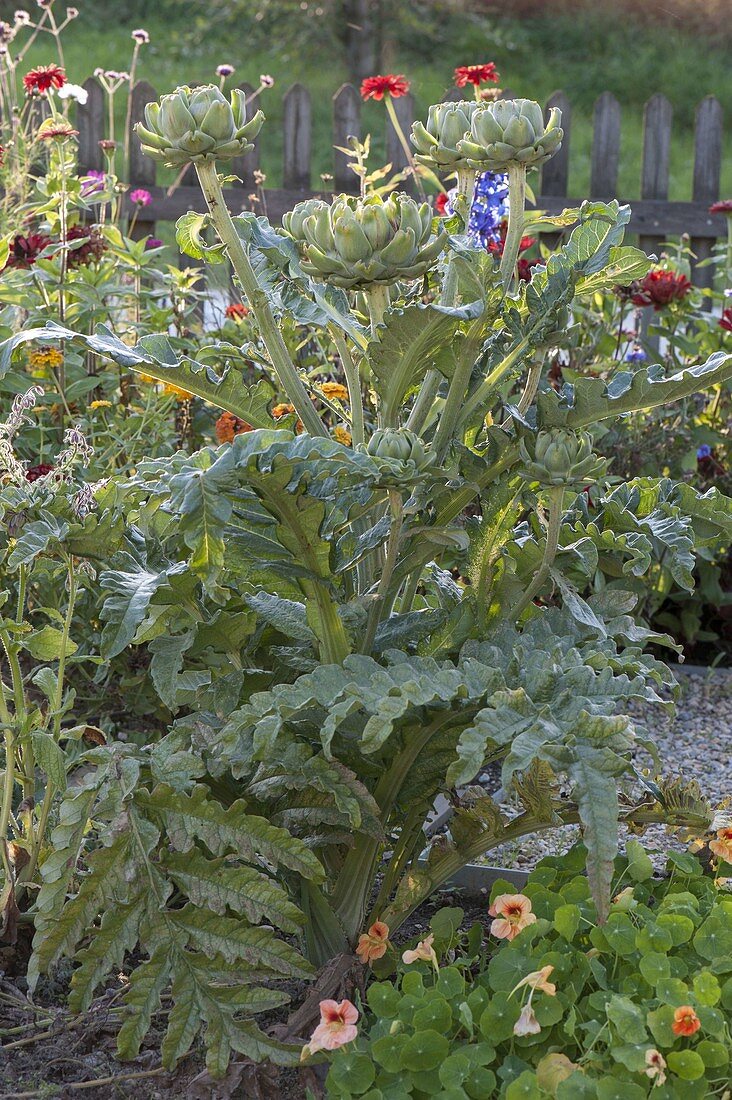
left=75, top=77, right=727, bottom=287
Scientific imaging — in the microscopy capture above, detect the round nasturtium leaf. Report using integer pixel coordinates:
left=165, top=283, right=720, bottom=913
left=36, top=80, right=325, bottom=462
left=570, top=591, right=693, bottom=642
left=654, top=978, right=689, bottom=1006
left=639, top=951, right=671, bottom=985
left=693, top=914, right=732, bottom=961
left=430, top=906, right=465, bottom=941
left=438, top=1052, right=472, bottom=1088
left=414, top=995, right=453, bottom=1033
left=554, top=903, right=582, bottom=941
left=666, top=1049, right=706, bottom=1081
left=368, top=981, right=401, bottom=1018
left=479, top=992, right=519, bottom=1043
left=635, top=923, right=673, bottom=954
left=693, top=970, right=721, bottom=1005
left=505, top=1070, right=541, bottom=1099
left=657, top=912, right=695, bottom=945
left=464, top=1067, right=497, bottom=1099
left=327, top=1052, right=376, bottom=1095
left=697, top=1039, right=729, bottom=1068
left=401, top=971, right=425, bottom=997
left=371, top=1034, right=404, bottom=1074
left=436, top=966, right=465, bottom=1000
left=400, top=1029, right=450, bottom=1072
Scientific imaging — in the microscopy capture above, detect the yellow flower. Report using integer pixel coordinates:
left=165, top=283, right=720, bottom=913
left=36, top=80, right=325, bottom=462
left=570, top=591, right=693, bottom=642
left=333, top=426, right=352, bottom=446
left=138, top=373, right=155, bottom=384
left=27, top=346, right=64, bottom=377
left=162, top=383, right=193, bottom=401
left=89, top=400, right=113, bottom=410
left=320, top=381, right=349, bottom=402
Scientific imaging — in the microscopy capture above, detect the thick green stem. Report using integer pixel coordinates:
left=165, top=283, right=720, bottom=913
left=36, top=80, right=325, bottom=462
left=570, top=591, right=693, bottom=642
left=510, top=486, right=564, bottom=620
left=365, top=284, right=390, bottom=336
left=195, top=160, right=326, bottom=438
left=331, top=329, right=365, bottom=448
left=360, top=491, right=403, bottom=655
left=407, top=170, right=476, bottom=436
left=0, top=729, right=15, bottom=879
left=500, top=163, right=527, bottom=292
left=458, top=336, right=531, bottom=429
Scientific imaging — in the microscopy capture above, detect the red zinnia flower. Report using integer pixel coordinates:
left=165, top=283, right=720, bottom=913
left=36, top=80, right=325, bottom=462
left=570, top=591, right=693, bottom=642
left=434, top=192, right=449, bottom=216
left=517, top=257, right=540, bottom=282
left=720, top=307, right=732, bottom=333
left=454, top=63, right=499, bottom=88
left=9, top=232, right=51, bottom=268
left=709, top=200, right=732, bottom=215
left=225, top=302, right=249, bottom=320
left=631, top=269, right=692, bottom=310
left=360, top=74, right=410, bottom=101
left=23, top=64, right=66, bottom=94
left=488, top=224, right=537, bottom=257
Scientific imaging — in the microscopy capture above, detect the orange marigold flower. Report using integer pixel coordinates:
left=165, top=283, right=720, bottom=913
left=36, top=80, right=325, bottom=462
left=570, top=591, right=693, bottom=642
left=319, top=381, right=349, bottom=401
left=225, top=302, right=249, bottom=320
left=24, top=64, right=66, bottom=94
left=295, top=418, right=305, bottom=434
left=672, top=1005, right=701, bottom=1037
left=215, top=411, right=252, bottom=444
left=272, top=403, right=296, bottom=419
left=355, top=920, right=390, bottom=966
left=360, top=74, right=410, bottom=101
left=454, top=63, right=499, bottom=88
left=489, top=893, right=537, bottom=941
left=302, top=999, right=358, bottom=1057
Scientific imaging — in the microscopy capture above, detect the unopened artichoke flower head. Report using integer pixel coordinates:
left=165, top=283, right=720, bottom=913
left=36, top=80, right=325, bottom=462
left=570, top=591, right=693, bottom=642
left=410, top=100, right=482, bottom=172
left=457, top=98, right=563, bottom=170
left=280, top=192, right=447, bottom=289
left=135, top=84, right=264, bottom=166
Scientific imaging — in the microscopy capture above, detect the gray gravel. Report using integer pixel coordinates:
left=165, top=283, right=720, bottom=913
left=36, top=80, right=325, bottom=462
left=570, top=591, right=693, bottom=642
left=476, top=666, right=732, bottom=873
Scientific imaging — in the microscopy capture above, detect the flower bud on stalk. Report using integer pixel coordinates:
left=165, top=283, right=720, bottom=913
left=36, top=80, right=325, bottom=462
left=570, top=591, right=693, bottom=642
left=519, top=429, right=604, bottom=488
left=366, top=428, right=428, bottom=468
left=135, top=84, right=264, bottom=167
left=410, top=101, right=481, bottom=172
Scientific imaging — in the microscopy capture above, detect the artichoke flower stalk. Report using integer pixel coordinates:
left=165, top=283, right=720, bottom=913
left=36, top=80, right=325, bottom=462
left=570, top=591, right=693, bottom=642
left=510, top=485, right=564, bottom=620
left=500, top=162, right=527, bottom=290
left=136, top=85, right=326, bottom=439
left=195, top=162, right=326, bottom=438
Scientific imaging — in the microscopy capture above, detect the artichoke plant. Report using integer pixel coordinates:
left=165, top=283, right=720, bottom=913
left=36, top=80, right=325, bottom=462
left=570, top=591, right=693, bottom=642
left=519, top=429, right=605, bottom=487
left=135, top=84, right=264, bottom=167
left=366, top=427, right=428, bottom=467
left=280, top=192, right=447, bottom=290
left=410, top=101, right=481, bottom=172
left=457, top=98, right=563, bottom=171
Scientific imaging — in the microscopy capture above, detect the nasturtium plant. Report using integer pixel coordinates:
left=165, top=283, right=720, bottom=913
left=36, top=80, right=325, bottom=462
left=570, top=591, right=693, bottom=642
left=325, top=845, right=732, bottom=1099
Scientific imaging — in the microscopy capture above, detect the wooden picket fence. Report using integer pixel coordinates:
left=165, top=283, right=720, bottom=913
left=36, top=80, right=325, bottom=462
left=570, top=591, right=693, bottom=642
left=74, top=77, right=727, bottom=287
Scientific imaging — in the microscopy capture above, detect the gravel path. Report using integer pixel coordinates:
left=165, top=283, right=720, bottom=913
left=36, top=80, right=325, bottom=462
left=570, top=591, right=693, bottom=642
left=476, top=666, right=732, bottom=873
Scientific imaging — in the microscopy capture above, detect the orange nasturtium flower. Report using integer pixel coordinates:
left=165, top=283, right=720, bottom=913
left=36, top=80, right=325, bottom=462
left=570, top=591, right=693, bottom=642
left=672, top=1005, right=701, bottom=1037
left=355, top=920, right=390, bottom=966
left=489, top=893, right=537, bottom=940
left=709, top=827, right=732, bottom=863
left=301, top=999, right=359, bottom=1057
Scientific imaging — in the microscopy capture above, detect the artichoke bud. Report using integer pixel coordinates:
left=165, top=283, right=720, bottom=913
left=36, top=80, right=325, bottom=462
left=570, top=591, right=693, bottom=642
left=279, top=192, right=447, bottom=289
left=366, top=428, right=428, bottom=467
left=519, top=429, right=604, bottom=487
left=410, top=101, right=481, bottom=170
left=136, top=84, right=264, bottom=167
left=457, top=99, right=563, bottom=171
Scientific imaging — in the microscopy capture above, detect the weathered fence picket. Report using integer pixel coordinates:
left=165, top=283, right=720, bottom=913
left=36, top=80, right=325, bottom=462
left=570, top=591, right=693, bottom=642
left=85, top=79, right=727, bottom=278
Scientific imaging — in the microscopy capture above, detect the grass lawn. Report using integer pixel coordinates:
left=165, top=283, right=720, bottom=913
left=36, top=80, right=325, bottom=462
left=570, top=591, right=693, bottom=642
left=26, top=5, right=731, bottom=200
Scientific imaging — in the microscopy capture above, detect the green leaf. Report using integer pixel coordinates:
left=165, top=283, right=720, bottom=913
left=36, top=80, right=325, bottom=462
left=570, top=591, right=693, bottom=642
left=31, top=731, right=67, bottom=791
left=25, top=626, right=77, bottom=661
left=176, top=211, right=227, bottom=263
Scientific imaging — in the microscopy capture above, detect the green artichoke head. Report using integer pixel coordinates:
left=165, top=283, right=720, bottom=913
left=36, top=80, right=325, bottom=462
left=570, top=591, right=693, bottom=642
left=136, top=84, right=264, bottom=167
left=457, top=98, right=563, bottom=171
left=410, top=100, right=481, bottom=171
left=366, top=427, right=428, bottom=467
left=519, top=428, right=605, bottom=487
left=279, top=191, right=447, bottom=289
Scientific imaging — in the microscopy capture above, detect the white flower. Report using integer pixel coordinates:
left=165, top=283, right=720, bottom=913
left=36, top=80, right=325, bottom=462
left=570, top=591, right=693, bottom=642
left=57, top=82, right=88, bottom=105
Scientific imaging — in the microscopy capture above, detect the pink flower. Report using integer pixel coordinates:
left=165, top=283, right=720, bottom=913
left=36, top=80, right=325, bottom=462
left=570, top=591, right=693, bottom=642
left=303, top=999, right=358, bottom=1056
left=489, top=893, right=537, bottom=940
left=130, top=188, right=152, bottom=207
left=645, top=1049, right=667, bottom=1086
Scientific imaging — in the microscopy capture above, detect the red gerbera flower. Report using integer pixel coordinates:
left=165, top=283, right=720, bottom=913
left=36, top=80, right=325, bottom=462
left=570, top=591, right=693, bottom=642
left=631, top=269, right=692, bottom=310
left=23, top=64, right=66, bottom=94
left=434, top=192, right=450, bottom=216
left=360, top=74, right=410, bottom=101
left=720, top=307, right=732, bottom=333
left=709, top=200, right=732, bottom=215
left=454, top=63, right=499, bottom=88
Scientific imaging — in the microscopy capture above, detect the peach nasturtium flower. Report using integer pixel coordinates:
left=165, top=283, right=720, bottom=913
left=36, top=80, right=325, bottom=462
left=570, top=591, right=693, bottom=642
left=489, top=893, right=537, bottom=940
left=514, top=1002, right=541, bottom=1036
left=709, top=827, right=732, bottom=863
left=672, top=1005, right=701, bottom=1037
left=356, top=920, right=390, bottom=966
left=402, top=932, right=439, bottom=970
left=645, top=1049, right=667, bottom=1086
left=511, top=965, right=556, bottom=997
left=302, top=999, right=359, bottom=1056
